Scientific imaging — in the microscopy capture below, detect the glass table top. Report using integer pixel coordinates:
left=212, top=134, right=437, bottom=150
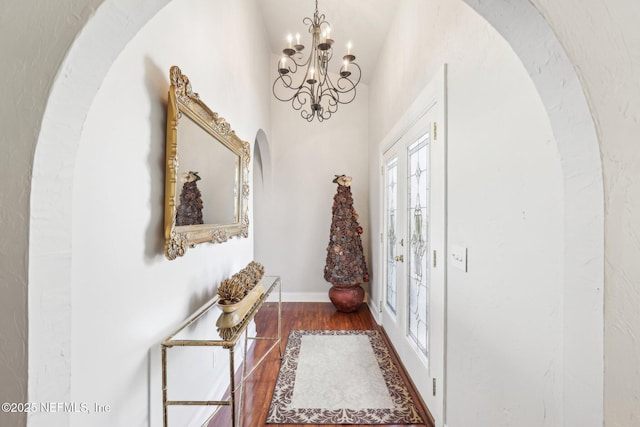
left=163, top=276, right=280, bottom=346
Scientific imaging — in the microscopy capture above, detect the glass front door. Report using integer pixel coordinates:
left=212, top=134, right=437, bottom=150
left=380, top=69, right=446, bottom=426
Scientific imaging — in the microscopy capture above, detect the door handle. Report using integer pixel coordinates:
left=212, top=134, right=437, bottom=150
left=395, top=255, right=404, bottom=262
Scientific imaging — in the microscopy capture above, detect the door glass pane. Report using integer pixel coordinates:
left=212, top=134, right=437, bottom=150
left=386, top=158, right=398, bottom=314
left=407, top=135, right=429, bottom=357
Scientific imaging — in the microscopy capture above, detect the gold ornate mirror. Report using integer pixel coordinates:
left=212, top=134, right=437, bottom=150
left=164, top=66, right=250, bottom=260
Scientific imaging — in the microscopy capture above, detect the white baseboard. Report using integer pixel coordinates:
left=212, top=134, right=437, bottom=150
left=267, top=291, right=377, bottom=310
left=369, top=304, right=382, bottom=324
left=189, top=371, right=229, bottom=427
left=267, top=292, right=330, bottom=302
left=187, top=324, right=256, bottom=427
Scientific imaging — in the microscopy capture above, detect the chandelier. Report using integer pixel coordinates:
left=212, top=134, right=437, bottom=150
left=272, top=0, right=361, bottom=122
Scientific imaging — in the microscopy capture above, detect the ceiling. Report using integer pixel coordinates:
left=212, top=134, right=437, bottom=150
left=256, top=0, right=399, bottom=84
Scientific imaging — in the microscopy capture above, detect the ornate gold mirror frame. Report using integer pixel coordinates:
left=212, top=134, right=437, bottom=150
left=164, top=66, right=250, bottom=260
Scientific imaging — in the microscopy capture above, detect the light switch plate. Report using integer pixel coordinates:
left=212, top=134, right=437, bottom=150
left=451, top=245, right=467, bottom=272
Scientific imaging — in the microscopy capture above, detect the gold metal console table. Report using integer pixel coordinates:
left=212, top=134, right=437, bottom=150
left=162, top=276, right=282, bottom=427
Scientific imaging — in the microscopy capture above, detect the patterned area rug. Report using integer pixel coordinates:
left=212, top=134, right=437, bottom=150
left=266, top=330, right=424, bottom=424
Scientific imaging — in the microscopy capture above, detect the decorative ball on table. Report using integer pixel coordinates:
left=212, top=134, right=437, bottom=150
left=215, top=260, right=267, bottom=321
left=217, top=276, right=247, bottom=305
left=324, top=175, right=370, bottom=312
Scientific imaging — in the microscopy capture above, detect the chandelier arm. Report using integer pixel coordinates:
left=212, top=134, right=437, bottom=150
left=274, top=77, right=315, bottom=106
left=342, top=62, right=362, bottom=87
left=331, top=71, right=360, bottom=105
left=292, top=92, right=308, bottom=111
left=273, top=77, right=303, bottom=103
left=320, top=72, right=339, bottom=93
left=312, top=88, right=338, bottom=120
left=319, top=107, right=332, bottom=121
left=325, top=92, right=339, bottom=112
left=290, top=49, right=312, bottom=68
left=322, top=70, right=357, bottom=105
left=272, top=77, right=295, bottom=100
left=295, top=85, right=314, bottom=99
left=274, top=57, right=321, bottom=103
left=334, top=63, right=361, bottom=94
left=320, top=80, right=343, bottom=110
left=301, top=107, right=316, bottom=122
left=317, top=48, right=333, bottom=69
left=287, top=90, right=311, bottom=110
left=334, top=77, right=357, bottom=94
left=318, top=84, right=339, bottom=104
left=334, top=82, right=357, bottom=105
left=281, top=57, right=299, bottom=75
left=278, top=53, right=307, bottom=79
left=295, top=85, right=318, bottom=111
left=303, top=16, right=314, bottom=30
left=316, top=70, right=329, bottom=96
left=317, top=59, right=335, bottom=93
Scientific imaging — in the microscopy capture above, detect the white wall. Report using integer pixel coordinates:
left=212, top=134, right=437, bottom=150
left=369, top=1, right=564, bottom=425
left=0, top=1, right=103, bottom=425
left=529, top=2, right=640, bottom=424
left=257, top=59, right=370, bottom=299
left=0, top=0, right=638, bottom=426
left=65, top=0, right=270, bottom=426
left=462, top=2, right=604, bottom=422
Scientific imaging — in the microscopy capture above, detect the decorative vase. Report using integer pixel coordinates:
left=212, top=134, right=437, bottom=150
left=216, top=283, right=265, bottom=315
left=328, top=284, right=364, bottom=313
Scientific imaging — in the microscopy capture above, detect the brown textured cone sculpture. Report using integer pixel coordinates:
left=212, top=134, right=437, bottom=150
left=175, top=171, right=203, bottom=226
left=324, top=175, right=369, bottom=312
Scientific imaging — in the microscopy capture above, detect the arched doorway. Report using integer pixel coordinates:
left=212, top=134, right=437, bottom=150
left=460, top=3, right=604, bottom=424
left=252, top=129, right=272, bottom=264
left=28, top=1, right=603, bottom=426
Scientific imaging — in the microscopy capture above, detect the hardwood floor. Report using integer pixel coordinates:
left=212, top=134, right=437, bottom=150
left=207, top=302, right=432, bottom=427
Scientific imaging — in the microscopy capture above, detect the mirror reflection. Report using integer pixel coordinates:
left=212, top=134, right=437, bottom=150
left=164, top=66, right=250, bottom=260
left=175, top=115, right=239, bottom=226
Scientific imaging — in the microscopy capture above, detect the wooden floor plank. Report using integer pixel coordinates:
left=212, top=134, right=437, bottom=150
left=206, top=302, right=432, bottom=427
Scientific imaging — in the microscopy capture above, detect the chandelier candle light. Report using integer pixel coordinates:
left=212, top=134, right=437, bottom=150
left=272, top=0, right=361, bottom=122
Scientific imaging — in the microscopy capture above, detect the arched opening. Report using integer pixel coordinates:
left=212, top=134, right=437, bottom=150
left=461, top=3, right=604, bottom=424
left=28, top=1, right=603, bottom=426
left=253, top=129, right=272, bottom=264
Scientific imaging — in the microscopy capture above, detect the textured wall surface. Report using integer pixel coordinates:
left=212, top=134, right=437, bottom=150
left=28, top=1, right=173, bottom=425
left=529, top=1, right=640, bottom=425
left=67, top=1, right=270, bottom=425
left=0, top=1, right=102, bottom=426
left=0, top=0, right=639, bottom=426
left=260, top=62, right=370, bottom=297
left=26, top=0, right=270, bottom=426
left=460, top=1, right=605, bottom=424
left=369, top=1, right=568, bottom=425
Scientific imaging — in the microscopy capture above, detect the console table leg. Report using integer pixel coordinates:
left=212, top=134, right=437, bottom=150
left=162, top=346, right=168, bottom=427
left=278, top=279, right=283, bottom=358
left=238, top=330, right=249, bottom=426
left=229, top=346, right=236, bottom=427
